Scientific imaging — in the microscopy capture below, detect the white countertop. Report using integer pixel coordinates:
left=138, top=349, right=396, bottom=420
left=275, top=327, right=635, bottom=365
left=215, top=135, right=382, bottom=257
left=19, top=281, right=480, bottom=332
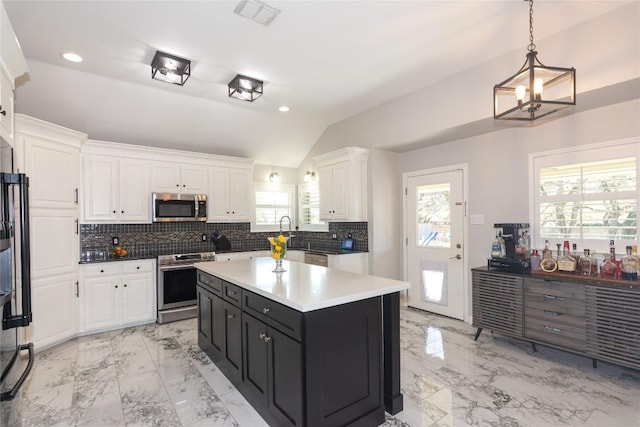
left=196, top=257, right=410, bottom=312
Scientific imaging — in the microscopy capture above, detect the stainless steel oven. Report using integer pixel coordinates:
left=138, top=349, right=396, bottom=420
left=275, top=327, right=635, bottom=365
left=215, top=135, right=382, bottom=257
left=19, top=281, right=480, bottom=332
left=157, top=252, right=215, bottom=323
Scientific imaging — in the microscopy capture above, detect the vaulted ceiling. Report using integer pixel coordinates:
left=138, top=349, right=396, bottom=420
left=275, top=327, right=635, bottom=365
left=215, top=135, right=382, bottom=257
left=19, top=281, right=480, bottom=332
left=4, top=1, right=631, bottom=167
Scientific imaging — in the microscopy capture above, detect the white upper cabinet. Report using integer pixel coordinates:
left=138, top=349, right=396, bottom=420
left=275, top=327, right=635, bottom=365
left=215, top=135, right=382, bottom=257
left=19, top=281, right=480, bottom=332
left=315, top=147, right=368, bottom=222
left=209, top=167, right=252, bottom=221
left=151, top=162, right=208, bottom=194
left=0, top=2, right=28, bottom=146
left=82, top=155, right=150, bottom=223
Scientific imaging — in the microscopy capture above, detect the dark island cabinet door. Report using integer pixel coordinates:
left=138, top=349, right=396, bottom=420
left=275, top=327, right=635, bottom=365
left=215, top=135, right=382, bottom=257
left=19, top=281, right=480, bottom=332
left=267, top=326, right=303, bottom=427
left=211, top=293, right=225, bottom=359
left=196, top=286, right=213, bottom=353
left=224, top=302, right=243, bottom=383
left=243, top=313, right=269, bottom=403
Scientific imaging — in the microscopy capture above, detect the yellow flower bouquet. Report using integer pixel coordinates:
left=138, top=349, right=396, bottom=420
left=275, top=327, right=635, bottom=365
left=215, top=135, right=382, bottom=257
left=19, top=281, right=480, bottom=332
left=268, top=234, right=289, bottom=272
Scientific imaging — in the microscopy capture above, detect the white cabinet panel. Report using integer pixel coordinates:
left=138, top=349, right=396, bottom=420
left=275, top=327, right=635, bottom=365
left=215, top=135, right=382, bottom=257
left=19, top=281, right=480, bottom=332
left=28, top=274, right=78, bottom=350
left=0, top=69, right=15, bottom=144
left=83, top=155, right=118, bottom=221
left=315, top=148, right=368, bottom=222
left=209, top=167, right=251, bottom=221
left=81, top=259, right=156, bottom=333
left=30, top=209, right=78, bottom=278
left=328, top=253, right=369, bottom=274
left=23, top=135, right=79, bottom=209
left=119, top=159, right=150, bottom=222
left=82, top=155, right=150, bottom=223
left=152, top=162, right=207, bottom=194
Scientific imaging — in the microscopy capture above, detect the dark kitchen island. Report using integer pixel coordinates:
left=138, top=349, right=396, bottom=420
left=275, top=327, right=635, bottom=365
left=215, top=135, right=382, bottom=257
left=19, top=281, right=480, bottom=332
left=196, top=257, right=410, bottom=427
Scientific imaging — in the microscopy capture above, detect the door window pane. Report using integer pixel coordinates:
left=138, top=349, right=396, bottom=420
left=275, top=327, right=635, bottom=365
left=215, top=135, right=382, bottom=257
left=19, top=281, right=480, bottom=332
left=416, top=183, right=451, bottom=248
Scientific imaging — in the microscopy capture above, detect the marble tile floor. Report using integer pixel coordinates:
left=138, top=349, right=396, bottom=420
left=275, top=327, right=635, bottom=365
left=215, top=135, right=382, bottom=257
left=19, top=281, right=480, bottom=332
left=9, top=305, right=640, bottom=427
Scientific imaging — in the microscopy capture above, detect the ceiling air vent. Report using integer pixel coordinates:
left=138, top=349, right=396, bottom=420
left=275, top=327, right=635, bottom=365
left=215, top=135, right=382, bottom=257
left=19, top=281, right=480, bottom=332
left=234, top=0, right=281, bottom=26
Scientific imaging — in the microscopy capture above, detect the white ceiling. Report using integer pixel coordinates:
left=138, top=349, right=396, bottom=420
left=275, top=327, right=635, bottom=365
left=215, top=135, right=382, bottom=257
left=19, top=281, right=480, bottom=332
left=3, top=0, right=629, bottom=167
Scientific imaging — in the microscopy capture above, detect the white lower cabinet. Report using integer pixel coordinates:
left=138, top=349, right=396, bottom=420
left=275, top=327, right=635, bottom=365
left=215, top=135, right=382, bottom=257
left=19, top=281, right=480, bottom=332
left=286, top=250, right=303, bottom=262
left=328, top=253, right=369, bottom=274
left=81, top=259, right=156, bottom=333
left=29, top=273, right=79, bottom=350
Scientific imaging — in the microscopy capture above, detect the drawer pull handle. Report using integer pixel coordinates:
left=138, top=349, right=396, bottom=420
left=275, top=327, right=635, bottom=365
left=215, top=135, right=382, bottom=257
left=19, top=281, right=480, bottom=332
left=544, top=325, right=562, bottom=333
left=259, top=333, right=266, bottom=340
left=263, top=336, right=271, bottom=343
left=543, top=294, right=562, bottom=300
left=544, top=310, right=562, bottom=316
left=262, top=308, right=270, bottom=314
left=228, top=290, right=236, bottom=296
left=228, top=314, right=235, bottom=319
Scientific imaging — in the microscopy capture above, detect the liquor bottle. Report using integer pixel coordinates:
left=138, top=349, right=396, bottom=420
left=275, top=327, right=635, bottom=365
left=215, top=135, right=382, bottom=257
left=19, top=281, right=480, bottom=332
left=530, top=249, right=541, bottom=271
left=580, top=249, right=594, bottom=276
left=498, top=232, right=506, bottom=258
left=572, top=243, right=581, bottom=267
left=540, top=244, right=558, bottom=272
left=515, top=233, right=525, bottom=259
left=490, top=233, right=502, bottom=259
left=600, top=253, right=616, bottom=278
left=621, top=246, right=638, bottom=280
left=522, top=232, right=531, bottom=259
left=557, top=240, right=577, bottom=272
left=609, top=241, right=621, bottom=278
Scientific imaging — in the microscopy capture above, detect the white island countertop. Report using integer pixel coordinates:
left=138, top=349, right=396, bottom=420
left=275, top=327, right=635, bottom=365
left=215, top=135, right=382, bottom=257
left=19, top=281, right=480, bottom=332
left=196, top=257, right=410, bottom=312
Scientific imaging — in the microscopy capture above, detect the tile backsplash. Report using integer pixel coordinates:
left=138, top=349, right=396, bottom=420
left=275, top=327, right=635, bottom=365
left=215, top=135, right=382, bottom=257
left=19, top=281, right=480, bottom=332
left=80, top=222, right=368, bottom=257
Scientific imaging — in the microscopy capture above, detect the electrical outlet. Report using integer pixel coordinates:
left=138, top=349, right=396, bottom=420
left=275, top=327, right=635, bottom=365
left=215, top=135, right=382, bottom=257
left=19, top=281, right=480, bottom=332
left=201, top=233, right=207, bottom=242
left=332, top=233, right=337, bottom=240
left=112, top=236, right=119, bottom=245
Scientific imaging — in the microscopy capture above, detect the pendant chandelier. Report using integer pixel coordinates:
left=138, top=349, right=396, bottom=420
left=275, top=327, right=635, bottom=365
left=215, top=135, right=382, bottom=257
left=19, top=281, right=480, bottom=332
left=493, top=0, right=576, bottom=121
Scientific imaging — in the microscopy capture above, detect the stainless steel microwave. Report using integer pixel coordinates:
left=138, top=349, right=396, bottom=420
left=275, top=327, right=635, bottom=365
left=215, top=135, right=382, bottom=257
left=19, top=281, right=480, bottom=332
left=152, top=193, right=207, bottom=222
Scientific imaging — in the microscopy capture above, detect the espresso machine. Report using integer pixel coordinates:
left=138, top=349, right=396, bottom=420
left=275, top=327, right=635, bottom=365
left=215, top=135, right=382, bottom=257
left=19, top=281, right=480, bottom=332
left=488, top=223, right=531, bottom=273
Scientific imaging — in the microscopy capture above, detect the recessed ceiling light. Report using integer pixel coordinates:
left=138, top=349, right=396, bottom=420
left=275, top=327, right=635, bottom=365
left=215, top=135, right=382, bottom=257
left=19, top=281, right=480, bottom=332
left=62, top=52, right=83, bottom=63
left=278, top=106, right=290, bottom=112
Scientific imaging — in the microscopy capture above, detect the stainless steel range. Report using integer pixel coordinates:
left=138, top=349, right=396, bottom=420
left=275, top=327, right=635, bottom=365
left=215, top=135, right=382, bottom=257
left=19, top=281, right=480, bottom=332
left=157, top=252, right=215, bottom=324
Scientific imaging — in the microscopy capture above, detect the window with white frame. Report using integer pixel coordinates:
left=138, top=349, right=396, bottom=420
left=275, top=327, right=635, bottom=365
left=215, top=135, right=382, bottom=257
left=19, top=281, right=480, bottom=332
left=298, top=182, right=327, bottom=231
left=253, top=183, right=296, bottom=232
left=531, top=140, right=639, bottom=253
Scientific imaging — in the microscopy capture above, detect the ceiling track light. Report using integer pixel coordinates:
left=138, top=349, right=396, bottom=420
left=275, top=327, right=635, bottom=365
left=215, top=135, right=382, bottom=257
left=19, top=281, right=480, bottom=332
left=228, top=74, right=263, bottom=102
left=151, top=51, right=191, bottom=86
left=493, top=0, right=576, bottom=121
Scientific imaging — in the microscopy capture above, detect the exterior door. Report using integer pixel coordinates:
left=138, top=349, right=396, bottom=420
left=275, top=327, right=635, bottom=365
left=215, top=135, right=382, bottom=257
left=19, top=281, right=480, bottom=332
left=406, top=167, right=466, bottom=320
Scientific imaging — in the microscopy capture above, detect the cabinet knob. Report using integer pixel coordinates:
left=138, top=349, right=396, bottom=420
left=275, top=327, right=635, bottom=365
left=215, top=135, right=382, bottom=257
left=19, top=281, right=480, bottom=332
left=121, top=210, right=124, bottom=214
left=115, top=285, right=118, bottom=288
left=124, top=284, right=127, bottom=287
left=0, top=108, right=5, bottom=116
left=113, top=210, right=116, bottom=213
left=259, top=333, right=266, bottom=340
left=228, top=290, right=236, bottom=296
left=228, top=314, right=235, bottom=319
left=176, top=184, right=179, bottom=187
left=263, top=335, right=271, bottom=343
left=137, top=266, right=140, bottom=270
left=262, top=307, right=270, bottom=314
left=100, top=269, right=104, bottom=273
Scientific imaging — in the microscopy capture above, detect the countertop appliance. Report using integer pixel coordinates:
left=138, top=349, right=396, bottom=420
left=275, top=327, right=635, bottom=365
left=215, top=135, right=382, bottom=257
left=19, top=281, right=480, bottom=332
left=152, top=192, right=207, bottom=222
left=1, top=139, right=34, bottom=420
left=488, top=223, right=531, bottom=273
left=157, top=251, right=215, bottom=323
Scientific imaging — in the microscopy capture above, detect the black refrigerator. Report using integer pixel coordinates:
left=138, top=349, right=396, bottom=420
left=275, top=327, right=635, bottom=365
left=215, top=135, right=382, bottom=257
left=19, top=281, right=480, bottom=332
left=0, top=137, right=34, bottom=424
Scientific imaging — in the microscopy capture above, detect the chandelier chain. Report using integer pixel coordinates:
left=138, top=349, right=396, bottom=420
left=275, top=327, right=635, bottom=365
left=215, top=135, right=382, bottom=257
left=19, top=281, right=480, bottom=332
left=527, top=0, right=536, bottom=51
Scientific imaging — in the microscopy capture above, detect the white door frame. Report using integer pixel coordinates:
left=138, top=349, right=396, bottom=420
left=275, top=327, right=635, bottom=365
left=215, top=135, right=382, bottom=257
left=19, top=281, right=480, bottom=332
left=402, top=163, right=470, bottom=322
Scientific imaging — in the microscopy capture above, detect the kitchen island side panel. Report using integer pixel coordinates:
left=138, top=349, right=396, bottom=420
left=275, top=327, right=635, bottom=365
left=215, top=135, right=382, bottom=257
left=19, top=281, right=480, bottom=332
left=304, top=297, right=384, bottom=427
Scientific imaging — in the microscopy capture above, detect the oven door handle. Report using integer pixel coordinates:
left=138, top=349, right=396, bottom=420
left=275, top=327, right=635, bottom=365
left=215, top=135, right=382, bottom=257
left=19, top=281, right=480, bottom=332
left=159, top=264, right=197, bottom=272
left=0, top=343, right=35, bottom=401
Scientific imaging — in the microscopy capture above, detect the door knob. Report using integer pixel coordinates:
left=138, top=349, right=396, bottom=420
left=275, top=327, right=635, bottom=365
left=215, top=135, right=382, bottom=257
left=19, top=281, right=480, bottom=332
left=450, top=254, right=462, bottom=260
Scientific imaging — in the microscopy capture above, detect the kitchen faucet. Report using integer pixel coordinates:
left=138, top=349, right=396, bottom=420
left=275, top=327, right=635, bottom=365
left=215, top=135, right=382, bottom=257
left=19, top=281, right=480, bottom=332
left=279, top=215, right=295, bottom=245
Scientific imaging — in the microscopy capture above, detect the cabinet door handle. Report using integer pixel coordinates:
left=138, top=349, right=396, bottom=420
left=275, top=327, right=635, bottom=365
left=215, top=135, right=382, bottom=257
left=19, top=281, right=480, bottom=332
left=544, top=325, right=562, bottom=333
left=262, top=307, right=270, bottom=314
left=259, top=333, right=266, bottom=340
left=228, top=290, right=236, bottom=296
left=543, top=310, right=562, bottom=316
left=0, top=108, right=5, bottom=116
left=263, top=335, right=271, bottom=343
left=74, top=188, right=79, bottom=205
left=227, top=314, right=235, bottom=319
left=543, top=294, right=562, bottom=300
left=74, top=219, right=79, bottom=235
left=75, top=281, right=79, bottom=298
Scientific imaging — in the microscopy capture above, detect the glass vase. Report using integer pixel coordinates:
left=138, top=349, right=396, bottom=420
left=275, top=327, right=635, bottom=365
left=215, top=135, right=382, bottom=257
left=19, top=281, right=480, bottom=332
left=273, top=258, right=286, bottom=273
